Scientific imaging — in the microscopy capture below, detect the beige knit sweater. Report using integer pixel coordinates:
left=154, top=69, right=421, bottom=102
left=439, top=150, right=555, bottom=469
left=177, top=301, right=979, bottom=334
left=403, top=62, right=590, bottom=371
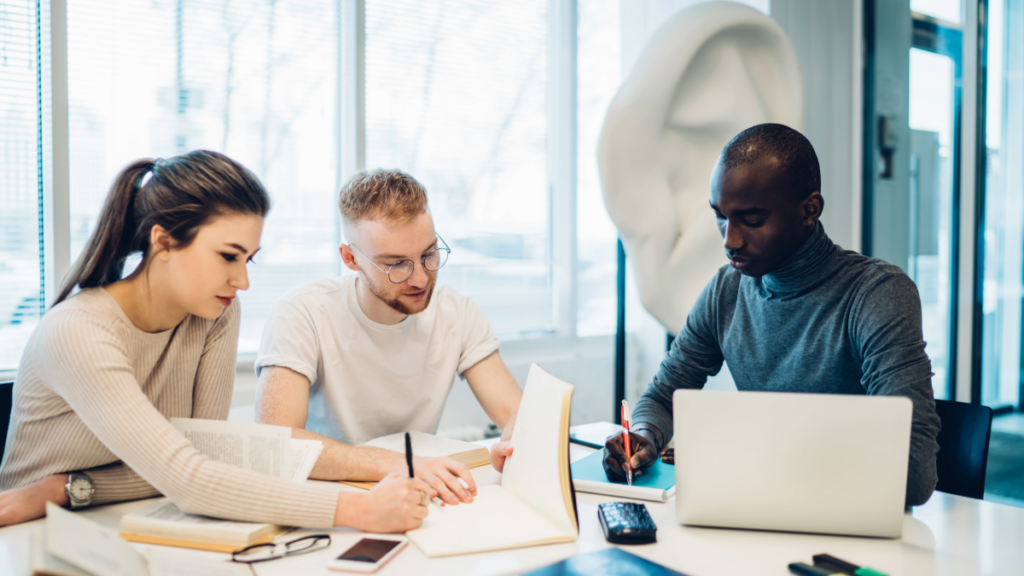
left=0, top=288, right=337, bottom=527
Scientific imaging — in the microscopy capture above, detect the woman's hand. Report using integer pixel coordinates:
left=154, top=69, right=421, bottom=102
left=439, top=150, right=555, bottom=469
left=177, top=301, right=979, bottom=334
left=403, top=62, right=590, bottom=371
left=338, top=473, right=433, bottom=533
left=0, top=474, right=69, bottom=527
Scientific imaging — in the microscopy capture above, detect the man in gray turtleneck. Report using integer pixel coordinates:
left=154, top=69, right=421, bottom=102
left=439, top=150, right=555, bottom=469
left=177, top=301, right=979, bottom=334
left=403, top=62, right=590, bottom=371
left=604, top=124, right=940, bottom=507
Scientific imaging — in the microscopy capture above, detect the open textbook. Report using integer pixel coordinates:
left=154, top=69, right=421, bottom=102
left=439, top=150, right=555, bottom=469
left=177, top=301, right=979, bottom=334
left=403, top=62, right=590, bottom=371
left=119, top=499, right=280, bottom=552
left=170, top=418, right=324, bottom=484
left=34, top=503, right=249, bottom=576
left=116, top=419, right=324, bottom=552
left=340, top=431, right=491, bottom=490
left=405, top=364, right=579, bottom=557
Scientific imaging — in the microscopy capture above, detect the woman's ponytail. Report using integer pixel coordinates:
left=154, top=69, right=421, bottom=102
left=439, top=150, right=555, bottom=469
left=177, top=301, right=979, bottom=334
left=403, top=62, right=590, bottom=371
left=55, top=159, right=155, bottom=305
left=54, top=151, right=270, bottom=306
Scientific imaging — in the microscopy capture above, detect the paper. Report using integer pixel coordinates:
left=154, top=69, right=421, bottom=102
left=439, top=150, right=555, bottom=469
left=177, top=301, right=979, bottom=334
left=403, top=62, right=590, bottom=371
left=287, top=439, right=324, bottom=483
left=171, top=418, right=291, bottom=480
left=408, top=485, right=571, bottom=557
left=500, top=364, right=577, bottom=535
left=406, top=364, right=578, bottom=557
left=145, top=548, right=251, bottom=576
left=365, top=431, right=488, bottom=461
left=45, top=502, right=150, bottom=576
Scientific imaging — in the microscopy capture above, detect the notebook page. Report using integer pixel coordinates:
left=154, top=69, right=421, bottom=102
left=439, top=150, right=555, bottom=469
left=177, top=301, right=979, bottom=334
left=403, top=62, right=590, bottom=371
left=500, top=364, right=576, bottom=536
left=406, top=485, right=571, bottom=557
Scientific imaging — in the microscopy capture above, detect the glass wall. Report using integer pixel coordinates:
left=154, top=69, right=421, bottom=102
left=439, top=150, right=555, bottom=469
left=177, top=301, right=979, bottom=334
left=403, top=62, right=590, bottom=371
left=0, top=0, right=43, bottom=371
left=980, top=0, right=1022, bottom=410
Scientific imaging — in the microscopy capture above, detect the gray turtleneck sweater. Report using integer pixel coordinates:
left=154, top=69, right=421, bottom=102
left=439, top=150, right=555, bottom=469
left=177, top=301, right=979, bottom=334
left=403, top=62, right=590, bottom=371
left=633, top=222, right=940, bottom=507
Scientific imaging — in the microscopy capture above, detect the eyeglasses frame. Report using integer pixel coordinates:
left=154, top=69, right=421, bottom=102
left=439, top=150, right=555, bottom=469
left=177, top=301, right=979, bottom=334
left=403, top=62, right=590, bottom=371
left=230, top=534, right=332, bottom=564
left=347, top=234, right=451, bottom=284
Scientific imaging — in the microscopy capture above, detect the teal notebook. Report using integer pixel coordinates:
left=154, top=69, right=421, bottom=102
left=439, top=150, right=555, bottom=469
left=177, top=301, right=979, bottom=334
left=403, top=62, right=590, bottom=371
left=570, top=450, right=676, bottom=501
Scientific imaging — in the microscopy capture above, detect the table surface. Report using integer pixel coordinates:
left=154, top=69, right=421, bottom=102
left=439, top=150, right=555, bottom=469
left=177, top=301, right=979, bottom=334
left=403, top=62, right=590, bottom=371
left=2, top=440, right=1023, bottom=576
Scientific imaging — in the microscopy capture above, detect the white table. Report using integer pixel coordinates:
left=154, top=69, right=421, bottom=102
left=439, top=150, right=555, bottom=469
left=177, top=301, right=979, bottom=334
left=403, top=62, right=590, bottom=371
left=3, top=443, right=1023, bottom=576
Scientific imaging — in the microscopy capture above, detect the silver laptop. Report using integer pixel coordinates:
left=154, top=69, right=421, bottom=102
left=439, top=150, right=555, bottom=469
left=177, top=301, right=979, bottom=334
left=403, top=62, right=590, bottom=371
left=673, top=390, right=912, bottom=538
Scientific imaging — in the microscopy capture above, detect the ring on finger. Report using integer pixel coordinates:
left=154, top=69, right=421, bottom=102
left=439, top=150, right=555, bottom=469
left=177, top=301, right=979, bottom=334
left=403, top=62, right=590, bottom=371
left=419, top=491, right=429, bottom=507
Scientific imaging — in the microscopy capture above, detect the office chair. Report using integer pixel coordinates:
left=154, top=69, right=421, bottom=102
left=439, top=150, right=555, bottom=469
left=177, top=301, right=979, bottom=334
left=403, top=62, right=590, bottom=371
left=0, top=381, right=12, bottom=463
left=934, top=399, right=993, bottom=500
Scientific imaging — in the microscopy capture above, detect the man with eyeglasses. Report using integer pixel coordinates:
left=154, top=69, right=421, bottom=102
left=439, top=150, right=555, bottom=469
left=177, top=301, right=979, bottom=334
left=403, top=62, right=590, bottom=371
left=255, top=169, right=522, bottom=508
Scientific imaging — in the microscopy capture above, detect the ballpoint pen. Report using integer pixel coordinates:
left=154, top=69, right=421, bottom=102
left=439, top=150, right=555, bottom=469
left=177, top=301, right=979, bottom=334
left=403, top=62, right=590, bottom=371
left=621, top=399, right=633, bottom=486
left=406, top=431, right=445, bottom=509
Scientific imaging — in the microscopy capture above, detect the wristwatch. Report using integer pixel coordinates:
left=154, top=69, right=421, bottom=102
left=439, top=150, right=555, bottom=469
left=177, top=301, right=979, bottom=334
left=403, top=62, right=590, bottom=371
left=65, top=472, right=94, bottom=509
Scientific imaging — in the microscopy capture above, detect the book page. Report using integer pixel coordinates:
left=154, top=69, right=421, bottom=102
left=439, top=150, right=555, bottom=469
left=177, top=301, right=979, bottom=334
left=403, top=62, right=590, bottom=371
left=364, top=431, right=489, bottom=462
left=287, top=439, right=324, bottom=483
left=45, top=502, right=150, bottom=576
left=500, top=364, right=577, bottom=536
left=171, top=418, right=290, bottom=480
left=406, top=485, right=572, bottom=557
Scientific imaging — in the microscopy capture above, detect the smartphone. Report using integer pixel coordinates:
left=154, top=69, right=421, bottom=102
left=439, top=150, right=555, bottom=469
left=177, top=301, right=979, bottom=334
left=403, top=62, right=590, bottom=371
left=327, top=536, right=408, bottom=572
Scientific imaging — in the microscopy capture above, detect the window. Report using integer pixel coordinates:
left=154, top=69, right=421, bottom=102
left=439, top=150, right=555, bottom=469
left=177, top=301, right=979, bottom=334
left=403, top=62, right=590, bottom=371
left=6, top=1, right=618, bottom=373
left=365, top=0, right=554, bottom=337
left=576, top=0, right=620, bottom=337
left=66, top=0, right=343, bottom=353
left=979, top=0, right=1022, bottom=410
left=0, top=0, right=43, bottom=371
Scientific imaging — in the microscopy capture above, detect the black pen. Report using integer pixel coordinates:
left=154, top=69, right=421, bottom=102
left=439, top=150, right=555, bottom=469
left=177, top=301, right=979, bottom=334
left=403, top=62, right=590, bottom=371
left=405, top=432, right=414, bottom=477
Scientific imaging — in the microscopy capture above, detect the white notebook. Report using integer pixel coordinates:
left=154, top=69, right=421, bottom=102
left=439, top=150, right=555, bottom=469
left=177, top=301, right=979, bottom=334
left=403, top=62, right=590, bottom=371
left=406, top=364, right=578, bottom=557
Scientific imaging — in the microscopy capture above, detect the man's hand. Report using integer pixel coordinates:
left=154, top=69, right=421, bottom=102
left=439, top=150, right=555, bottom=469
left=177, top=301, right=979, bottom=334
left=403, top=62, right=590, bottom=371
left=0, top=474, right=69, bottom=527
left=391, top=456, right=477, bottom=505
left=342, top=473, right=433, bottom=532
left=489, top=441, right=513, bottom=473
left=603, top=431, right=659, bottom=482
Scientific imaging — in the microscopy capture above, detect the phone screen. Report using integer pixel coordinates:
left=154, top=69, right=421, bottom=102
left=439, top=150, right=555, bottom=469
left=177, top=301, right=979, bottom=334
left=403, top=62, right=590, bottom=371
left=337, top=539, right=402, bottom=563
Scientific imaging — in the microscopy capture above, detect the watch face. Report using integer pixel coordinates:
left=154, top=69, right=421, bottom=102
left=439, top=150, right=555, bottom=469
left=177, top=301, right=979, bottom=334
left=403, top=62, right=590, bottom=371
left=69, top=477, right=92, bottom=500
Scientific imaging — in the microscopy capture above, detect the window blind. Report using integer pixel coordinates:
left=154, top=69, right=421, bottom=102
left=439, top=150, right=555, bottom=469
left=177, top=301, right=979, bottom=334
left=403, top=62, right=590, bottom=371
left=0, top=0, right=44, bottom=370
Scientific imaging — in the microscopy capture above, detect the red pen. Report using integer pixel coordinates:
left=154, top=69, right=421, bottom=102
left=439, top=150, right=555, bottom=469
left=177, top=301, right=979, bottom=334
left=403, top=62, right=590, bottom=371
left=621, top=400, right=633, bottom=486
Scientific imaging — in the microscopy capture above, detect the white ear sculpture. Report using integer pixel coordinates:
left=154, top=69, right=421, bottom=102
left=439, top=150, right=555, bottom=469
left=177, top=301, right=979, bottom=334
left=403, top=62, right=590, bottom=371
left=598, top=1, right=803, bottom=335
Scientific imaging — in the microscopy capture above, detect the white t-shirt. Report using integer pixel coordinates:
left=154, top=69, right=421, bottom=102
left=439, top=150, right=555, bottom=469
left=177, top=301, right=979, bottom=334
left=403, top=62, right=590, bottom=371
left=255, top=274, right=500, bottom=445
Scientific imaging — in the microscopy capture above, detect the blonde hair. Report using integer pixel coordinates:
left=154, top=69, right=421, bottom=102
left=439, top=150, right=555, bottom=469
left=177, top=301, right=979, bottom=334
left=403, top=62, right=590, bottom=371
left=338, top=169, right=428, bottom=232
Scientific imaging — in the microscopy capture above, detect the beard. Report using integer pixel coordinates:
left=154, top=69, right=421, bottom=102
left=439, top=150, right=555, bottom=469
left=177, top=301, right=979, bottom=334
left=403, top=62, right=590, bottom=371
left=364, top=274, right=436, bottom=315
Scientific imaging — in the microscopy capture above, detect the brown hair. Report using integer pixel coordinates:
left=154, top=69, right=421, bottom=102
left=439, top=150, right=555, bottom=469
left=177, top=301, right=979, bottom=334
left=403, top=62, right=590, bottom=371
left=56, top=150, right=271, bottom=305
left=338, top=169, right=428, bottom=230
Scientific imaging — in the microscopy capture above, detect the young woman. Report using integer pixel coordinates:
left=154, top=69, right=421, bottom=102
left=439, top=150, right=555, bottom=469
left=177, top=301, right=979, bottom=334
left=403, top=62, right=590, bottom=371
left=0, top=150, right=432, bottom=529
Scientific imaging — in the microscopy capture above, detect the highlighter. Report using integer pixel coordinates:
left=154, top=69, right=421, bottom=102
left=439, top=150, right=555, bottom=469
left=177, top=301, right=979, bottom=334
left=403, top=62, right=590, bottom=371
left=788, top=562, right=845, bottom=576
left=813, top=554, right=890, bottom=576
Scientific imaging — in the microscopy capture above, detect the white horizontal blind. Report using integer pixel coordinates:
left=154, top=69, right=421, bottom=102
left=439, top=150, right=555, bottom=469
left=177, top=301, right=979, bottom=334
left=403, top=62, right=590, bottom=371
left=66, top=0, right=344, bottom=353
left=0, top=0, right=44, bottom=371
left=365, top=0, right=553, bottom=337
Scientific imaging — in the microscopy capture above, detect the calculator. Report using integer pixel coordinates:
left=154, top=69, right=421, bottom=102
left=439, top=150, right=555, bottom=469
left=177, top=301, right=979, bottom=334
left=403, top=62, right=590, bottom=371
left=597, top=502, right=658, bottom=544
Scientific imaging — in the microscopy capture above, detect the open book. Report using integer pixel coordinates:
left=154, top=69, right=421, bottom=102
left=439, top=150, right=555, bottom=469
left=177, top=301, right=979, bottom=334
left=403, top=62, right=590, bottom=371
left=118, top=419, right=323, bottom=552
left=119, top=499, right=280, bottom=553
left=36, top=503, right=250, bottom=576
left=170, top=418, right=324, bottom=484
left=405, top=364, right=578, bottom=557
left=341, top=431, right=491, bottom=490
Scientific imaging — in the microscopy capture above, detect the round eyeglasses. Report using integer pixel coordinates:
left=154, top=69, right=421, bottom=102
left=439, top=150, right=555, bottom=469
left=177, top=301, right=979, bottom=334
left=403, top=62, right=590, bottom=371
left=348, top=234, right=451, bottom=284
left=231, top=534, right=331, bottom=563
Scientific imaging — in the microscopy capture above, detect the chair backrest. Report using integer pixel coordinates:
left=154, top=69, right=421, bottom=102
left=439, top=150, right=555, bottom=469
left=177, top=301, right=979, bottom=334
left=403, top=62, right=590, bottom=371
left=934, top=399, right=993, bottom=499
left=0, top=381, right=12, bottom=464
